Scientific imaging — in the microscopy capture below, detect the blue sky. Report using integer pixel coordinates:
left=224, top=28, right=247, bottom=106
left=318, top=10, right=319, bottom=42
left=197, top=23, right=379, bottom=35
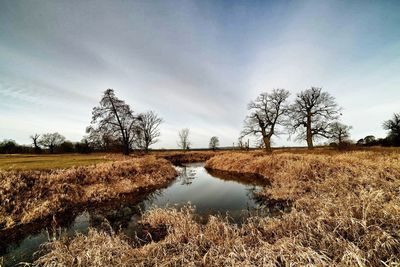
left=1, top=0, right=400, bottom=148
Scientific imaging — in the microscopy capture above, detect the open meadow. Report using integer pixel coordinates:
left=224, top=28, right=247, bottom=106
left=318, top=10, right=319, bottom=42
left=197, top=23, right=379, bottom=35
left=0, top=154, right=111, bottom=171
left=0, top=148, right=399, bottom=266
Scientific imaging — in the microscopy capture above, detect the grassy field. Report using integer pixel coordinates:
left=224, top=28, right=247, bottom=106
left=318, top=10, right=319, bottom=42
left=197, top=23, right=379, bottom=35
left=0, top=153, right=111, bottom=170
left=31, top=149, right=400, bottom=266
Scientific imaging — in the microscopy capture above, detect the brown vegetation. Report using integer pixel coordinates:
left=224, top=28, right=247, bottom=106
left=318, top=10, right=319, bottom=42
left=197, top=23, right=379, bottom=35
left=0, top=156, right=176, bottom=230
left=33, top=150, right=400, bottom=266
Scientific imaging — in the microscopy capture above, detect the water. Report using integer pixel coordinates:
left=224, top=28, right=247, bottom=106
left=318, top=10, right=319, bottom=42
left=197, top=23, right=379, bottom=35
left=1, top=163, right=265, bottom=266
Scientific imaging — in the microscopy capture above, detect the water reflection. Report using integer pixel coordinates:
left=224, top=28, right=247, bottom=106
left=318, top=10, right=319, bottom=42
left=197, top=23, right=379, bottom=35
left=177, top=165, right=196, bottom=186
left=141, top=163, right=264, bottom=221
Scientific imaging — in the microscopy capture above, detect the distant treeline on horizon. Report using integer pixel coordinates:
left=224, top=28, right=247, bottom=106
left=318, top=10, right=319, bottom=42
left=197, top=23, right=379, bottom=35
left=0, top=133, right=398, bottom=154
left=1, top=88, right=399, bottom=154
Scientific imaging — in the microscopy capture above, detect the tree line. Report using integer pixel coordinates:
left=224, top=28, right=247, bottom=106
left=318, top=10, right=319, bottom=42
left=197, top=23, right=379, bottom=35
left=0, top=87, right=399, bottom=154
left=241, top=87, right=399, bottom=151
left=0, top=133, right=90, bottom=154
left=0, top=89, right=163, bottom=155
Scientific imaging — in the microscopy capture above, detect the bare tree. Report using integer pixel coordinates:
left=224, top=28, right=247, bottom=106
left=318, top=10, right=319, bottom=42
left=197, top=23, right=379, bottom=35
left=237, top=137, right=244, bottom=150
left=87, top=89, right=141, bottom=155
left=39, top=133, right=65, bottom=153
left=329, top=122, right=352, bottom=144
left=383, top=112, right=400, bottom=146
left=242, top=89, right=290, bottom=152
left=289, top=87, right=341, bottom=149
left=135, top=111, right=163, bottom=152
left=209, top=136, right=219, bottom=151
left=178, top=128, right=191, bottom=150
left=30, top=133, right=41, bottom=153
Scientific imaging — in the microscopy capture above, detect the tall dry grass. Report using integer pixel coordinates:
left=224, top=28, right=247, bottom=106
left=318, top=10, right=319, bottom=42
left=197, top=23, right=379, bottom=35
left=0, top=156, right=176, bottom=229
left=34, top=151, right=400, bottom=266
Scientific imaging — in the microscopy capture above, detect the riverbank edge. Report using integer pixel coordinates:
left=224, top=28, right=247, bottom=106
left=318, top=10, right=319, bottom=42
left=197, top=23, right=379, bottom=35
left=0, top=157, right=178, bottom=238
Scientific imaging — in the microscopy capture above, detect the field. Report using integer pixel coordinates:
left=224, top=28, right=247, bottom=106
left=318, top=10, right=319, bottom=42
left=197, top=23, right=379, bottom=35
left=1, top=148, right=400, bottom=266
left=0, top=154, right=111, bottom=171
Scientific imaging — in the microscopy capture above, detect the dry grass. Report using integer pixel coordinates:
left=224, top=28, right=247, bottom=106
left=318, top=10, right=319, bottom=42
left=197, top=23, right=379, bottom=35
left=0, top=153, right=112, bottom=171
left=0, top=156, right=176, bottom=229
left=33, top=150, right=400, bottom=266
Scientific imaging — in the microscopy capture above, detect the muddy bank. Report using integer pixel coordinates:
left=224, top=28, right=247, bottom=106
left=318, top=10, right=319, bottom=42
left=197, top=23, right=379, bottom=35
left=205, top=167, right=269, bottom=186
left=157, top=151, right=221, bottom=164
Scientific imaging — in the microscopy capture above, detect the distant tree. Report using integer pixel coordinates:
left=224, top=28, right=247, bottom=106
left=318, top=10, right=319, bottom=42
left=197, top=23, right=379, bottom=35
left=242, top=89, right=290, bottom=152
left=30, top=133, right=41, bottom=153
left=289, top=87, right=341, bottom=149
left=178, top=128, right=191, bottom=150
left=356, top=138, right=365, bottom=146
left=237, top=137, right=244, bottom=150
left=75, top=138, right=91, bottom=154
left=135, top=111, right=163, bottom=152
left=0, top=139, right=19, bottom=154
left=364, top=135, right=376, bottom=146
left=58, top=141, right=74, bottom=153
left=87, top=89, right=141, bottom=155
left=383, top=113, right=400, bottom=146
left=329, top=122, right=352, bottom=144
left=39, top=133, right=66, bottom=153
left=209, top=136, right=219, bottom=151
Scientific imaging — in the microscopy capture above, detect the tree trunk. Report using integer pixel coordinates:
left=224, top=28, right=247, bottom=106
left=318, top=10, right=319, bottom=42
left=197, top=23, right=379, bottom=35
left=306, top=113, right=314, bottom=149
left=122, top=140, right=130, bottom=155
left=263, top=135, right=272, bottom=152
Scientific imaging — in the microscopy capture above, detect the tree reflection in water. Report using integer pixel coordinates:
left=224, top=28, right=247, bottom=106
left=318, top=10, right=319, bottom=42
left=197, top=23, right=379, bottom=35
left=177, top=165, right=196, bottom=186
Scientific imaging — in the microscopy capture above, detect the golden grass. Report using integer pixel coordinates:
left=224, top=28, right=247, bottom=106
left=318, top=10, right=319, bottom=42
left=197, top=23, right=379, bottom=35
left=0, top=153, right=112, bottom=171
left=33, top=150, right=400, bottom=266
left=0, top=156, right=177, bottom=229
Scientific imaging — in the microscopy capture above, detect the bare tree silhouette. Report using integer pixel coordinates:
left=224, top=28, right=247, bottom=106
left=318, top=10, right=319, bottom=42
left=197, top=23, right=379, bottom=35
left=329, top=122, right=352, bottom=145
left=289, top=87, right=341, bottom=149
left=30, top=133, right=41, bottom=153
left=135, top=111, right=163, bottom=152
left=209, top=136, right=219, bottom=151
left=178, top=128, right=191, bottom=150
left=87, top=89, right=141, bottom=155
left=39, top=133, right=65, bottom=153
left=242, top=89, right=290, bottom=152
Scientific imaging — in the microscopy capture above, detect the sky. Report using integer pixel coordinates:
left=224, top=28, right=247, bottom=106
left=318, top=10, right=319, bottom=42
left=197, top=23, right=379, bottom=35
left=1, top=0, right=400, bottom=149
